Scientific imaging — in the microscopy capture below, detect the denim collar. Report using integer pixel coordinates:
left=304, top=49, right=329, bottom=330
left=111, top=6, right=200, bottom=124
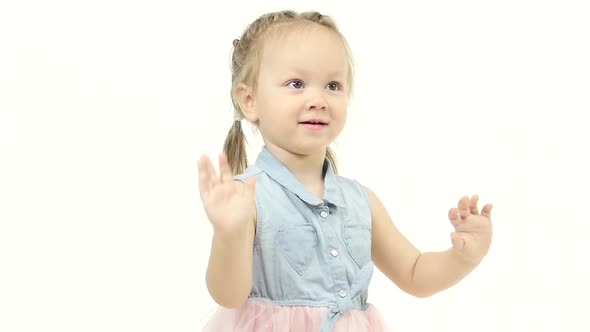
left=255, top=146, right=345, bottom=207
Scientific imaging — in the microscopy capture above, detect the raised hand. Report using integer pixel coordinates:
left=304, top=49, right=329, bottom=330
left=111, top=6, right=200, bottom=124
left=198, top=153, right=256, bottom=233
left=448, top=195, right=493, bottom=264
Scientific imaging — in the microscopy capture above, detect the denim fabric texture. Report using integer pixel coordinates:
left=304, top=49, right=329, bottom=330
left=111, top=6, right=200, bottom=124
left=233, top=146, right=374, bottom=331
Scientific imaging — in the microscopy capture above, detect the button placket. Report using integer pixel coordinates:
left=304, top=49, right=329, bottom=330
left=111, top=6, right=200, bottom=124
left=315, top=203, right=351, bottom=308
left=338, top=289, right=348, bottom=298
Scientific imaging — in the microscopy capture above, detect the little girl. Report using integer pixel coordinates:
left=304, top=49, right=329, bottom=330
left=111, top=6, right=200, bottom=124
left=198, top=10, right=493, bottom=332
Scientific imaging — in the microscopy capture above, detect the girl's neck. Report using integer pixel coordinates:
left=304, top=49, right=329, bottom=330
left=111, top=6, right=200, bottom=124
left=265, top=145, right=326, bottom=194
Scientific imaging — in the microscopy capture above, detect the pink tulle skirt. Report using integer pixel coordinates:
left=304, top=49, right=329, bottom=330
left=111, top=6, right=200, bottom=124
left=202, top=299, right=390, bottom=331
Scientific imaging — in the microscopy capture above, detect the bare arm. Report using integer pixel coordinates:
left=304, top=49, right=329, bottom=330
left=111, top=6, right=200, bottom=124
left=408, top=249, right=479, bottom=297
left=199, top=153, right=257, bottom=308
left=367, top=186, right=493, bottom=298
left=206, top=220, right=255, bottom=308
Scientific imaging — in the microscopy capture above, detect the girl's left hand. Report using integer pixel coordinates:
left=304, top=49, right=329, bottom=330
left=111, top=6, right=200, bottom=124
left=448, top=195, right=493, bottom=265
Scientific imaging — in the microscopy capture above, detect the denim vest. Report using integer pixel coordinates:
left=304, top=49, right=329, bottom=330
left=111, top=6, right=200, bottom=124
left=234, top=147, right=374, bottom=332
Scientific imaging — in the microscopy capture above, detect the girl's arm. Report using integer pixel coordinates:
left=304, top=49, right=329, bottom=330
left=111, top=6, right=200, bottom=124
left=206, top=218, right=256, bottom=308
left=366, top=186, right=492, bottom=298
left=199, top=154, right=257, bottom=308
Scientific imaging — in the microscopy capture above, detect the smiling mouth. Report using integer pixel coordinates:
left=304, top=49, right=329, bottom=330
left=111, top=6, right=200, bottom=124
left=299, top=122, right=328, bottom=130
left=299, top=121, right=327, bottom=125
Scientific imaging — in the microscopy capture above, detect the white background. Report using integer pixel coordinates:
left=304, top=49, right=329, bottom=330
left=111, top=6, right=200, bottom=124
left=1, top=0, right=589, bottom=331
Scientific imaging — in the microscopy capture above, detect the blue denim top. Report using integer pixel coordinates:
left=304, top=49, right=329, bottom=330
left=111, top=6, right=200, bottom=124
left=234, top=147, right=374, bottom=332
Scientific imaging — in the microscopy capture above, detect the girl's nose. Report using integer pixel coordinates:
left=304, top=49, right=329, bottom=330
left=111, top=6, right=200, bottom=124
left=305, top=91, right=328, bottom=111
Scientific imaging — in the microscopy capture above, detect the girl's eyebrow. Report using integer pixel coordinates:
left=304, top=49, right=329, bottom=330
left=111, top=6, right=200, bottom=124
left=286, top=68, right=347, bottom=78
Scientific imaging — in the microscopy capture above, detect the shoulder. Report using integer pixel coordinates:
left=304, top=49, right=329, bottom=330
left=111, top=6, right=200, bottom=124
left=232, top=164, right=264, bottom=182
left=358, top=184, right=387, bottom=218
left=333, top=174, right=371, bottom=200
left=231, top=165, right=264, bottom=226
left=233, top=165, right=276, bottom=196
left=338, top=178, right=386, bottom=219
left=360, top=185, right=379, bottom=205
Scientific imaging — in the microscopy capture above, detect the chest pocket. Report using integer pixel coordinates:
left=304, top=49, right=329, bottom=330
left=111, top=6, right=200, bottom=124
left=342, top=222, right=372, bottom=268
left=277, top=224, right=319, bottom=276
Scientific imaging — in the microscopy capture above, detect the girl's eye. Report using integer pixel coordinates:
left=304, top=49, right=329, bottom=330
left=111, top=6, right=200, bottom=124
left=328, top=82, right=342, bottom=91
left=287, top=80, right=304, bottom=89
left=327, top=82, right=342, bottom=91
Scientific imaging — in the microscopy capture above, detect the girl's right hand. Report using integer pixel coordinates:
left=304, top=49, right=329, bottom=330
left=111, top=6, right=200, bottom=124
left=198, top=153, right=256, bottom=234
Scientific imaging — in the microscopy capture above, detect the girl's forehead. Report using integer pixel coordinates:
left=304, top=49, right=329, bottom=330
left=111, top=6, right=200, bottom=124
left=263, top=24, right=344, bottom=54
left=259, top=25, right=348, bottom=74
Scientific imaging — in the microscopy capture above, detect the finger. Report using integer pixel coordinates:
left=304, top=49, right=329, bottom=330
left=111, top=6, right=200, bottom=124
left=458, top=196, right=469, bottom=209
left=459, top=211, right=469, bottom=219
left=448, top=208, right=462, bottom=227
left=198, top=156, right=212, bottom=199
left=481, top=203, right=493, bottom=218
left=219, top=153, right=232, bottom=183
left=205, top=154, right=220, bottom=187
left=458, top=196, right=470, bottom=218
left=469, top=195, right=480, bottom=215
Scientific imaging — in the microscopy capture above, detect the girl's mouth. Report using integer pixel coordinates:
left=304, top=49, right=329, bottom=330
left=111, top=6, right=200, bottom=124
left=299, top=121, right=327, bottom=130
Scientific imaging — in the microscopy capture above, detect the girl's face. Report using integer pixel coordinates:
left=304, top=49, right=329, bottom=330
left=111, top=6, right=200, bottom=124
left=250, top=25, right=350, bottom=158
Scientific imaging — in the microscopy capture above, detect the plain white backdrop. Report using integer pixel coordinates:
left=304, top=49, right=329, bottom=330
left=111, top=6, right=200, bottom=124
left=1, top=0, right=589, bottom=331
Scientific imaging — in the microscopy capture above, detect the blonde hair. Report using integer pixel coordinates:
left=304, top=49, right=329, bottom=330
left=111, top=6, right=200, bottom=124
left=223, top=10, right=355, bottom=175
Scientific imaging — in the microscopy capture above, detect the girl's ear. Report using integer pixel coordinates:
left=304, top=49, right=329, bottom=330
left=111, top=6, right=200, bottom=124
left=235, top=83, right=259, bottom=122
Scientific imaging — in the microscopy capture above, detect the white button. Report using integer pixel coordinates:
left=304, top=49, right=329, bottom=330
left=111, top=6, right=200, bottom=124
left=320, top=210, right=328, bottom=218
left=330, top=249, right=339, bottom=257
left=338, top=289, right=348, bottom=298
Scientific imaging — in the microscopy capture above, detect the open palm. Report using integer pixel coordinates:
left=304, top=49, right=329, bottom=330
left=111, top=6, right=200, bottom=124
left=198, top=153, right=256, bottom=233
left=448, top=195, right=493, bottom=264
